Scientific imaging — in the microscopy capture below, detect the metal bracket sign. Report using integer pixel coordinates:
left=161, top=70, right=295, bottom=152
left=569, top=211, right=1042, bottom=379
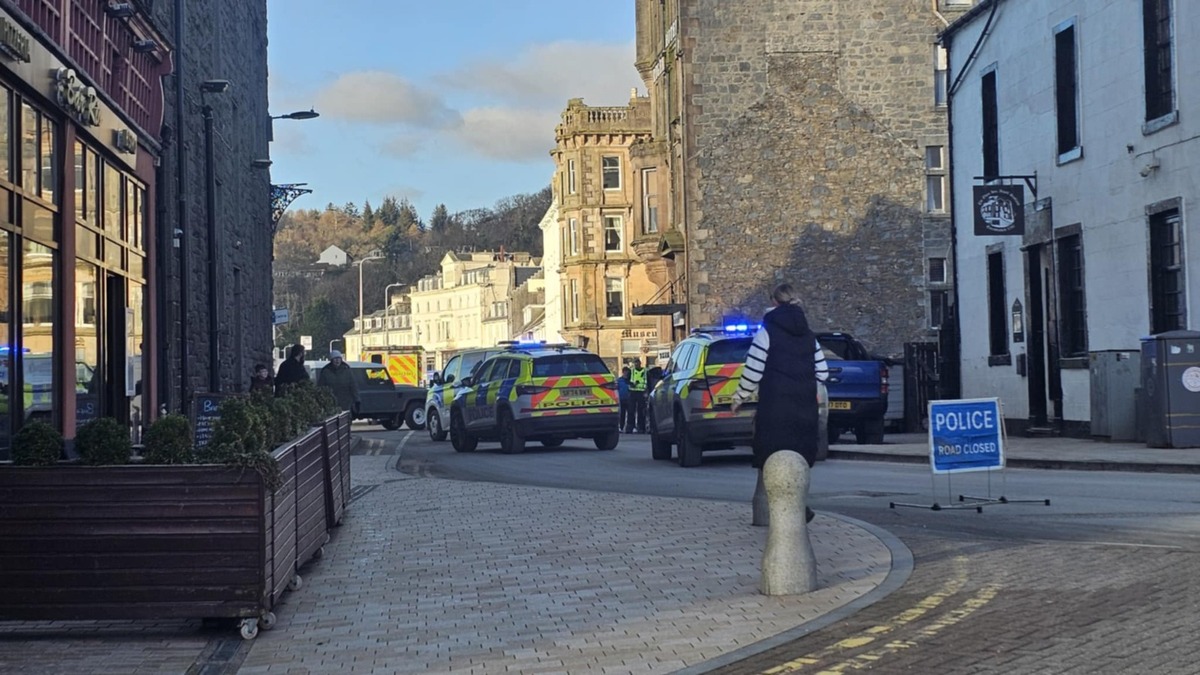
left=929, top=398, right=1004, bottom=474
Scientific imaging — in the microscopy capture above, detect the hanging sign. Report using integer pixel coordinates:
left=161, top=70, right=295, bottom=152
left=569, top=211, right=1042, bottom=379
left=973, top=185, right=1024, bottom=236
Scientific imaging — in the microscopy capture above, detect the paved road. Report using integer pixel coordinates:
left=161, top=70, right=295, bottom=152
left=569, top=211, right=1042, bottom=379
left=389, top=426, right=1200, bottom=673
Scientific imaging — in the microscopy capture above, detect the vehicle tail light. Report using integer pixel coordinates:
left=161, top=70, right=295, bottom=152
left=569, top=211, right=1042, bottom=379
left=880, top=363, right=889, bottom=396
left=516, top=384, right=550, bottom=396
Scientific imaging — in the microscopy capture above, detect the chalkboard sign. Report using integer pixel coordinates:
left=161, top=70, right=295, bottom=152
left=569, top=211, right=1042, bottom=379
left=75, top=394, right=99, bottom=428
left=192, top=393, right=233, bottom=449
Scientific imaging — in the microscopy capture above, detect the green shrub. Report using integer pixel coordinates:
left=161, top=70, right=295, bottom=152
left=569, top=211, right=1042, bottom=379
left=283, top=381, right=340, bottom=428
left=199, top=397, right=280, bottom=492
left=11, top=420, right=64, bottom=466
left=142, top=414, right=194, bottom=464
left=76, top=417, right=132, bottom=466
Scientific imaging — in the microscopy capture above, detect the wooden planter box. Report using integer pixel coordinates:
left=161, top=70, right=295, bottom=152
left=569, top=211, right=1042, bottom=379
left=0, top=413, right=350, bottom=639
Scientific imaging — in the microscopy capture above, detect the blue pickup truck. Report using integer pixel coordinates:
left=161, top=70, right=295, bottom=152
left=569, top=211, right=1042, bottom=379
left=817, top=332, right=890, bottom=445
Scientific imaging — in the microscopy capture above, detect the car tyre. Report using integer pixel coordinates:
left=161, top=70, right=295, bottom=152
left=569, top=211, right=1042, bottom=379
left=675, top=411, right=702, bottom=467
left=449, top=411, right=477, bottom=453
left=649, top=410, right=673, bottom=460
left=380, top=415, right=400, bottom=431
left=427, top=409, right=448, bottom=441
left=855, top=418, right=885, bottom=445
left=405, top=402, right=426, bottom=430
left=593, top=430, right=619, bottom=451
left=499, top=408, right=525, bottom=454
left=541, top=438, right=564, bottom=448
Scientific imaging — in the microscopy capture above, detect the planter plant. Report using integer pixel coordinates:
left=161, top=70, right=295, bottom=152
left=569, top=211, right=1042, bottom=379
left=141, top=414, right=194, bottom=464
left=75, top=417, right=133, bottom=465
left=11, top=420, right=64, bottom=466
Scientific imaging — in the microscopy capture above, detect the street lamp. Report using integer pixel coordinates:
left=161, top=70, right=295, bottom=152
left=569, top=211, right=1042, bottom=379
left=268, top=108, right=319, bottom=141
left=384, top=282, right=404, bottom=347
left=329, top=338, right=344, bottom=356
left=356, top=251, right=385, bottom=361
left=201, top=79, right=228, bottom=393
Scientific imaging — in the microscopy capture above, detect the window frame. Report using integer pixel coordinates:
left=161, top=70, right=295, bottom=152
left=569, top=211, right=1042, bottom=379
left=1142, top=0, right=1177, bottom=131
left=603, top=214, right=623, bottom=253
left=1056, top=230, right=1087, bottom=357
left=1149, top=208, right=1185, bottom=333
left=933, top=44, right=948, bottom=106
left=641, top=167, right=659, bottom=235
left=925, top=145, right=946, bottom=213
left=981, top=67, right=999, bottom=179
left=567, top=158, right=577, bottom=195
left=986, top=249, right=1008, bottom=358
left=602, top=155, right=621, bottom=191
left=605, top=277, right=625, bottom=320
left=568, top=217, right=579, bottom=256
left=1054, top=19, right=1082, bottom=163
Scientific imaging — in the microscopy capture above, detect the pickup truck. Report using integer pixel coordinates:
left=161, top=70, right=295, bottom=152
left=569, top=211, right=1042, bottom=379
left=816, top=332, right=890, bottom=445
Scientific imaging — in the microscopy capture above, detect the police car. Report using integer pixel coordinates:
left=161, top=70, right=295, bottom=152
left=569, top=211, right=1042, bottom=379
left=648, top=325, right=758, bottom=467
left=425, top=346, right=513, bottom=441
left=448, top=344, right=620, bottom=454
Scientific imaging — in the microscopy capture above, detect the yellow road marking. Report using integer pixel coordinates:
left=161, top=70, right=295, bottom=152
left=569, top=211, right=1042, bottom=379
left=761, top=556, right=979, bottom=675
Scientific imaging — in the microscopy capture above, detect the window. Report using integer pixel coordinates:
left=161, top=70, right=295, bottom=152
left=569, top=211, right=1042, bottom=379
left=569, top=218, right=579, bottom=255
left=934, top=45, right=948, bottom=106
left=567, top=158, right=577, bottom=194
left=987, top=250, right=1007, bottom=356
left=930, top=289, right=950, bottom=329
left=641, top=168, right=659, bottom=234
left=1150, top=209, right=1184, bottom=333
left=605, top=278, right=624, bottom=319
left=929, top=257, right=947, bottom=284
left=604, top=215, right=623, bottom=253
left=1057, top=233, right=1087, bottom=356
left=925, top=146, right=946, bottom=213
left=1054, top=22, right=1080, bottom=157
left=1142, top=0, right=1174, bottom=123
left=602, top=155, right=621, bottom=190
left=981, top=70, right=999, bottom=178
left=569, top=278, right=579, bottom=322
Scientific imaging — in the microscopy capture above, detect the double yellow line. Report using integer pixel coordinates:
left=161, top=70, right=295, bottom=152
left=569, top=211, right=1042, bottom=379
left=763, top=556, right=999, bottom=674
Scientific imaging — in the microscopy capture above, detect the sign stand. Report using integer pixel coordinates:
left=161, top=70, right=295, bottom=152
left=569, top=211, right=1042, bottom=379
left=890, top=398, right=1050, bottom=513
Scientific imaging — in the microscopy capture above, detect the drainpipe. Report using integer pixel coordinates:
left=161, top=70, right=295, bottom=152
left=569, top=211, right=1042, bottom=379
left=943, top=35, right=962, bottom=400
left=174, top=0, right=190, bottom=410
left=203, top=103, right=221, bottom=393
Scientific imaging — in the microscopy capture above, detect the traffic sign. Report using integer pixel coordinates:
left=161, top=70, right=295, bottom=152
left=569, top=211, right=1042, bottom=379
left=300, top=335, right=312, bottom=350
left=928, top=398, right=1004, bottom=474
left=273, top=307, right=290, bottom=325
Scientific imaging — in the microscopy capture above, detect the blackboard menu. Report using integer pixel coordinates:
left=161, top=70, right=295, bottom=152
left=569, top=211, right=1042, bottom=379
left=75, top=394, right=99, bottom=428
left=192, top=393, right=232, bottom=449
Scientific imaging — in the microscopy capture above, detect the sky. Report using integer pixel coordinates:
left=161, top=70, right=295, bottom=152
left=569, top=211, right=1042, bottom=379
left=266, top=0, right=641, bottom=220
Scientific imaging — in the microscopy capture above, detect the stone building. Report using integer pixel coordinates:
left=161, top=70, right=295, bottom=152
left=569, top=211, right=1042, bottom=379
left=551, top=96, right=665, bottom=369
left=634, top=0, right=976, bottom=357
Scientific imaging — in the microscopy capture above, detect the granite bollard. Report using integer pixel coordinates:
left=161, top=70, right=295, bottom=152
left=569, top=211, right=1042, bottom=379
left=760, top=450, right=818, bottom=595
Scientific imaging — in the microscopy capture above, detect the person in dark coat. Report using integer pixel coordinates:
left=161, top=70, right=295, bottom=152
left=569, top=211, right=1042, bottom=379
left=318, top=350, right=358, bottom=413
left=249, top=364, right=274, bottom=395
left=617, top=367, right=632, bottom=432
left=274, top=343, right=310, bottom=396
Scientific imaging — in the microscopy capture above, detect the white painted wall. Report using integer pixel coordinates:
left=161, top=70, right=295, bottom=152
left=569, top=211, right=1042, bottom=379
left=538, top=199, right=565, bottom=342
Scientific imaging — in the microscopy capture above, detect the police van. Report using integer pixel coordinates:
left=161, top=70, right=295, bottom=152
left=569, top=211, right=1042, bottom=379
left=448, top=345, right=620, bottom=454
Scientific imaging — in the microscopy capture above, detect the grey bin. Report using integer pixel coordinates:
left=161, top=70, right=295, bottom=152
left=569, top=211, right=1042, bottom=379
left=1089, top=350, right=1140, bottom=441
left=1141, top=330, right=1200, bottom=448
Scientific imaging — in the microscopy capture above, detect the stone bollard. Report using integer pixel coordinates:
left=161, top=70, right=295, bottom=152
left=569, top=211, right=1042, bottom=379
left=752, top=469, right=768, bottom=526
left=760, top=450, right=818, bottom=595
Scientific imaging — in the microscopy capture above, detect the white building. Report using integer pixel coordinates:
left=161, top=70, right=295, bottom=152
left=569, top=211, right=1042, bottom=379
left=944, top=0, right=1198, bottom=436
left=316, top=245, right=350, bottom=267
left=537, top=198, right=566, bottom=342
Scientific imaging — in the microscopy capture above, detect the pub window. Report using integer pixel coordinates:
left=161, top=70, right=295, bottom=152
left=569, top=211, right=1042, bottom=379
left=1054, top=22, right=1081, bottom=158
left=981, top=69, right=999, bottom=179
left=604, top=215, right=623, bottom=253
left=925, top=146, right=946, bottom=213
left=605, top=278, right=624, bottom=319
left=987, top=250, right=1007, bottom=356
left=1150, top=209, right=1184, bottom=333
left=1057, top=233, right=1087, bottom=356
left=1142, top=0, right=1175, bottom=123
left=934, top=45, right=948, bottom=106
left=641, top=168, right=659, bottom=234
left=602, top=155, right=621, bottom=190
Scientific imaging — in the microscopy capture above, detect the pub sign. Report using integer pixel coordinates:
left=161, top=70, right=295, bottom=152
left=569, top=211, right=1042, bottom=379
left=973, top=184, right=1025, bottom=236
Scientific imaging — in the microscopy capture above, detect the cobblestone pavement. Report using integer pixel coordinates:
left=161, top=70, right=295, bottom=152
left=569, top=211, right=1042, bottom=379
left=705, top=531, right=1200, bottom=674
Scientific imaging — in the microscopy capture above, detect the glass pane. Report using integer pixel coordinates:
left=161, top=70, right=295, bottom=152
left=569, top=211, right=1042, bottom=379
left=0, top=233, right=8, bottom=457
left=76, top=225, right=98, bottom=259
left=74, top=141, right=84, bottom=222
left=22, top=239, right=55, bottom=425
left=74, top=260, right=100, bottom=428
left=925, top=146, right=943, bottom=169
left=40, top=117, right=56, bottom=203
left=126, top=182, right=136, bottom=247
left=0, top=88, right=9, bottom=183
left=105, top=239, right=123, bottom=268
left=127, top=281, right=144, bottom=438
left=127, top=252, right=144, bottom=279
left=87, top=150, right=98, bottom=226
left=22, top=199, right=54, bottom=241
left=103, top=162, right=121, bottom=239
left=21, top=103, right=35, bottom=192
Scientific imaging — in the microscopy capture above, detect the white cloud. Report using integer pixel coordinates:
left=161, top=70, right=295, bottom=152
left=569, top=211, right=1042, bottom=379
left=380, top=134, right=425, bottom=158
left=442, top=41, right=641, bottom=106
left=313, top=71, right=461, bottom=128
left=270, top=125, right=312, bottom=155
left=451, top=107, right=559, bottom=162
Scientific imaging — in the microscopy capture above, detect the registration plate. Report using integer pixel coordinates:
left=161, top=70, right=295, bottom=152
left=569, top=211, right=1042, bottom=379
left=561, top=387, right=592, bottom=398
left=829, top=401, right=852, bottom=410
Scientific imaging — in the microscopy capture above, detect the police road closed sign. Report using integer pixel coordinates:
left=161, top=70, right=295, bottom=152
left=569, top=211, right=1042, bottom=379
left=928, top=398, right=1004, bottom=474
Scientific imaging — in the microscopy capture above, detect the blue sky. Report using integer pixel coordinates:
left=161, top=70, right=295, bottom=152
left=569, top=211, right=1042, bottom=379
left=266, top=0, right=640, bottom=220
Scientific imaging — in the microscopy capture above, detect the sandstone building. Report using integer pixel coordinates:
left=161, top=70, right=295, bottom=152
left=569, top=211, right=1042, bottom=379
left=634, top=0, right=975, bottom=357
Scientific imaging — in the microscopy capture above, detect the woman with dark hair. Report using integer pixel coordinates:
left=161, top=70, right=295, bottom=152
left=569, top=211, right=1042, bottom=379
left=274, top=343, right=311, bottom=396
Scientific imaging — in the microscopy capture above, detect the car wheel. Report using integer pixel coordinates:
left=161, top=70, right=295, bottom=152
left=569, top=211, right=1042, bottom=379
left=499, top=408, right=525, bottom=454
left=649, top=409, right=673, bottom=460
left=541, top=438, right=564, bottom=448
left=855, top=418, right=885, bottom=445
left=593, top=430, right=619, bottom=451
left=380, top=415, right=400, bottom=431
left=450, top=411, right=477, bottom=453
left=427, top=409, right=448, bottom=441
left=675, top=411, right=702, bottom=467
left=405, top=402, right=426, bottom=430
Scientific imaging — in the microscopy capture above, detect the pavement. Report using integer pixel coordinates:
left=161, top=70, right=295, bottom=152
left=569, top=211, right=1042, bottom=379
left=1, top=430, right=1197, bottom=674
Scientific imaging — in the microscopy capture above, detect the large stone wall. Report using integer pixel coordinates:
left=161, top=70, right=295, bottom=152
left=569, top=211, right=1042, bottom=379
left=152, top=0, right=273, bottom=406
left=681, top=0, right=960, bottom=356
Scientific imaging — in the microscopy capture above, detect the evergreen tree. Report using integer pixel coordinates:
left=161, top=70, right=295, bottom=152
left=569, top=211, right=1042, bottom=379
left=429, top=204, right=450, bottom=234
left=361, top=200, right=375, bottom=231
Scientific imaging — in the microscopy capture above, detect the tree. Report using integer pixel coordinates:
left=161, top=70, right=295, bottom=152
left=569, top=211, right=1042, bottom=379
left=300, top=297, right=351, bottom=359
left=362, top=200, right=375, bottom=231
left=429, top=204, right=450, bottom=234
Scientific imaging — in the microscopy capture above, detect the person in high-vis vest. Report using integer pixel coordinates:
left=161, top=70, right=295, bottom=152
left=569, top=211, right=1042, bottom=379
left=627, top=358, right=648, bottom=433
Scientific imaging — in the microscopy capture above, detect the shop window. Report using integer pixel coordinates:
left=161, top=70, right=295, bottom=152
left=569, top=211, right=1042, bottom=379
left=0, top=88, right=9, bottom=183
left=21, top=239, right=56, bottom=425
left=75, top=261, right=101, bottom=428
left=0, top=233, right=8, bottom=458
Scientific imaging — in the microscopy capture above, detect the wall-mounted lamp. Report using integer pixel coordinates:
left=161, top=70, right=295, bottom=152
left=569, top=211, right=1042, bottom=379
left=200, top=79, right=231, bottom=94
left=105, top=2, right=136, bottom=18
left=1011, top=298, right=1024, bottom=343
left=251, top=159, right=273, bottom=169
left=1139, top=157, right=1161, bottom=178
left=132, top=39, right=158, bottom=54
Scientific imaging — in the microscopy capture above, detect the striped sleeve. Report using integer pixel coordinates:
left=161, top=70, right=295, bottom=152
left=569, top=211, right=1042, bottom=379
left=814, top=339, right=829, bottom=382
left=733, top=326, right=770, bottom=403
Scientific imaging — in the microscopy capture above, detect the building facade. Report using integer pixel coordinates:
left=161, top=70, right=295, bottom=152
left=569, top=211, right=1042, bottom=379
left=551, top=96, right=663, bottom=369
left=537, top=198, right=564, bottom=343
left=634, top=0, right=975, bottom=357
left=944, top=0, right=1198, bottom=434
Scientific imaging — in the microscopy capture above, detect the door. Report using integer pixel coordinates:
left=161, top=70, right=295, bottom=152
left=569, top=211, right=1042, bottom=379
left=103, top=273, right=128, bottom=424
left=1025, top=245, right=1063, bottom=427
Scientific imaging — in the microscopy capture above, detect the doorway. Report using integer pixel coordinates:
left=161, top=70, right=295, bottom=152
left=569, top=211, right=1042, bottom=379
left=1024, top=245, right=1063, bottom=428
left=103, top=273, right=128, bottom=425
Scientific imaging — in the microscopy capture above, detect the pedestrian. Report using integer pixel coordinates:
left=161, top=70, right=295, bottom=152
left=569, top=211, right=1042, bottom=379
left=318, top=350, right=358, bottom=413
left=274, top=343, right=310, bottom=396
left=249, top=363, right=274, bottom=395
left=628, top=358, right=648, bottom=433
left=731, top=283, right=829, bottom=522
left=618, top=366, right=633, bottom=433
